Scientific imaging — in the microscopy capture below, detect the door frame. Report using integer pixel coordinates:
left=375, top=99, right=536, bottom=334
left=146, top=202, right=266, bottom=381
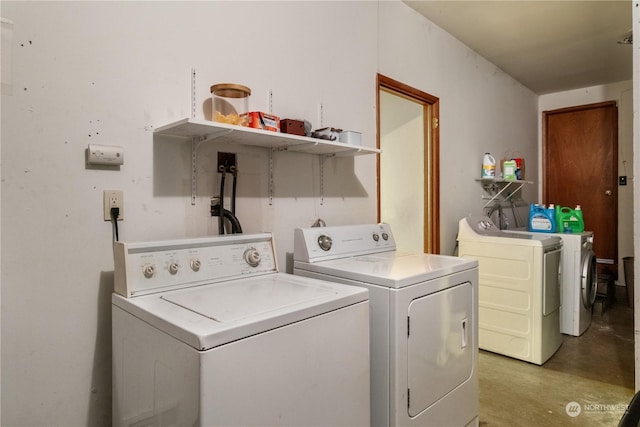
left=376, top=74, right=440, bottom=253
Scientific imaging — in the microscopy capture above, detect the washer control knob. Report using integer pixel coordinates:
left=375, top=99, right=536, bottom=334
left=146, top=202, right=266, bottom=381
left=190, top=259, right=201, bottom=272
left=142, top=264, right=155, bottom=279
left=372, top=233, right=380, bottom=242
left=244, top=248, right=261, bottom=267
left=168, top=262, right=179, bottom=275
left=317, top=235, right=333, bottom=251
left=382, top=232, right=389, bottom=241
left=479, top=220, right=492, bottom=230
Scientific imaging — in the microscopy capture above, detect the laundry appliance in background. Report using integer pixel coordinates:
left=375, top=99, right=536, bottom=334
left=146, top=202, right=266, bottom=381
left=112, top=233, right=370, bottom=427
left=293, top=223, right=479, bottom=427
left=457, top=216, right=562, bottom=365
left=507, top=229, right=597, bottom=336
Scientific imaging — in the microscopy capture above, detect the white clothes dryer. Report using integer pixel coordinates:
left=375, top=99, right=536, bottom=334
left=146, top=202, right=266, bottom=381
left=112, top=233, right=370, bottom=427
left=506, top=229, right=596, bottom=336
left=293, top=223, right=479, bottom=427
left=457, top=216, right=563, bottom=365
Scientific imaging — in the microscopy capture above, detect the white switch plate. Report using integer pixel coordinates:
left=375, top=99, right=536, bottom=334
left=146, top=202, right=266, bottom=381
left=104, top=190, right=123, bottom=221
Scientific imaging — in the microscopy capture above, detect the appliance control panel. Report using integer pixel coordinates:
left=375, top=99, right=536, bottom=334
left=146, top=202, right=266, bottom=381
left=294, top=223, right=396, bottom=262
left=461, top=216, right=504, bottom=236
left=114, top=233, right=277, bottom=297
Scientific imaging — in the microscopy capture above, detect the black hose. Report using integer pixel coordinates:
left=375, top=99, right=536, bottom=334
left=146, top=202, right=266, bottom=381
left=231, top=166, right=238, bottom=215
left=218, top=167, right=226, bottom=235
left=222, top=208, right=243, bottom=234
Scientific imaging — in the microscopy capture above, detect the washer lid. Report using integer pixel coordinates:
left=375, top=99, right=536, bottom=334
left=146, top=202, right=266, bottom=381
left=112, top=273, right=367, bottom=350
left=296, top=252, right=478, bottom=289
left=161, top=276, right=338, bottom=322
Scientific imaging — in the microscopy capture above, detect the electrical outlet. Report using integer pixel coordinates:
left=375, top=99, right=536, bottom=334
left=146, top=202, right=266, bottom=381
left=619, top=176, right=627, bottom=186
left=103, top=190, right=123, bottom=221
left=217, top=152, right=237, bottom=173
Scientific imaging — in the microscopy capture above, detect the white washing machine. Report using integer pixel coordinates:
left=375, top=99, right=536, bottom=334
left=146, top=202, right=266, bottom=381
left=112, top=233, right=370, bottom=427
left=293, top=223, right=479, bottom=427
left=457, top=216, right=563, bottom=365
left=506, top=229, right=597, bottom=336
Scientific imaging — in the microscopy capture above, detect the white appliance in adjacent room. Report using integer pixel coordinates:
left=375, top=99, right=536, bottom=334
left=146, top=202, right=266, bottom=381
left=507, top=229, right=597, bottom=336
left=112, top=233, right=370, bottom=427
left=293, top=223, right=479, bottom=427
left=457, top=216, right=563, bottom=365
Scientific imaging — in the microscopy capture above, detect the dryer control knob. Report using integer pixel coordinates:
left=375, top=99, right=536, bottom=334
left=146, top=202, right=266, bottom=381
left=190, top=259, right=201, bottom=272
left=382, top=232, right=389, bottom=241
left=244, top=248, right=261, bottom=267
left=168, top=262, right=179, bottom=275
left=142, top=264, right=155, bottom=279
left=317, top=235, right=333, bottom=251
left=372, top=233, right=380, bottom=242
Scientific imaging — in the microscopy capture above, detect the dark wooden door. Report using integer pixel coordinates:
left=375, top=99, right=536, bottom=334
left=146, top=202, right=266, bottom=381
left=543, top=101, right=618, bottom=274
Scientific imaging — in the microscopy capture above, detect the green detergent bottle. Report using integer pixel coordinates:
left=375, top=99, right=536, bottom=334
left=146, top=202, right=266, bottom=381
left=555, top=205, right=584, bottom=233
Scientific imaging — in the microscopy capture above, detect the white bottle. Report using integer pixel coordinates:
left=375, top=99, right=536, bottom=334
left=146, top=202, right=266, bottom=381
left=482, top=153, right=496, bottom=178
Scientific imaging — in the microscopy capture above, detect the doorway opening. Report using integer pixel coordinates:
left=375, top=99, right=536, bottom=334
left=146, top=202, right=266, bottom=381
left=377, top=74, right=440, bottom=254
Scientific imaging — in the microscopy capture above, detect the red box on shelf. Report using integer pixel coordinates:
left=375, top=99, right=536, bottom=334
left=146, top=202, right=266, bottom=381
left=244, top=112, right=280, bottom=132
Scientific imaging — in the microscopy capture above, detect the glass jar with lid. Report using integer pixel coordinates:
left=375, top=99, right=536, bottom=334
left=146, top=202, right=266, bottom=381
left=210, top=83, right=251, bottom=126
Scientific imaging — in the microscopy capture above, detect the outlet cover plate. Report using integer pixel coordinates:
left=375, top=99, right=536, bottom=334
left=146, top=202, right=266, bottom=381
left=103, top=190, right=123, bottom=221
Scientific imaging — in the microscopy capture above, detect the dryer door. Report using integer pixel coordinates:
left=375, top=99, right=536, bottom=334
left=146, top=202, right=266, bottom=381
left=407, top=282, right=473, bottom=417
left=581, top=250, right=597, bottom=309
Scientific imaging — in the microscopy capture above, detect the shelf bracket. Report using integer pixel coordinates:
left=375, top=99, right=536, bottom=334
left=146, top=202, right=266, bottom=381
left=269, top=149, right=274, bottom=206
left=191, top=137, right=198, bottom=205
left=319, top=155, right=326, bottom=205
left=199, top=129, right=233, bottom=145
left=191, top=67, right=197, bottom=119
left=189, top=131, right=233, bottom=206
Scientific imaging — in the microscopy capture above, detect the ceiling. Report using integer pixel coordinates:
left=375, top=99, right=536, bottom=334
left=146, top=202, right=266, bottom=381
left=403, top=1, right=633, bottom=95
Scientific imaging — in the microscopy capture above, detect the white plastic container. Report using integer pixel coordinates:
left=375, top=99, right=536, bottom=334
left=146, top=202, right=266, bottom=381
left=482, top=153, right=496, bottom=178
left=338, top=131, right=362, bottom=145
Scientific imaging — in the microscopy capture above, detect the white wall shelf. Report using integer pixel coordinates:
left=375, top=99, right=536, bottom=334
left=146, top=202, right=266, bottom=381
left=154, top=118, right=379, bottom=204
left=154, top=118, right=380, bottom=156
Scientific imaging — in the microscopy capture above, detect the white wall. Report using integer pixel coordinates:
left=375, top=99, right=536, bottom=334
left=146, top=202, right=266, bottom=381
left=1, top=1, right=545, bottom=425
left=378, top=1, right=539, bottom=255
left=539, top=81, right=634, bottom=285
left=1, top=2, right=380, bottom=425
